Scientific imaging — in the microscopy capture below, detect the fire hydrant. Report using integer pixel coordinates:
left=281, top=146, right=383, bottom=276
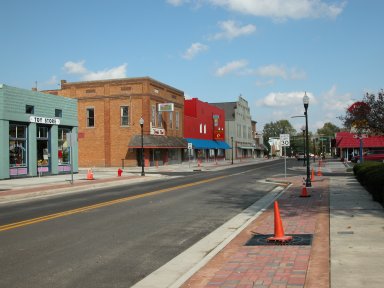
left=117, top=168, right=123, bottom=177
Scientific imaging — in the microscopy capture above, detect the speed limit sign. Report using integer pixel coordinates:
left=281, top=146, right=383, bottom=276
left=280, top=134, right=290, bottom=147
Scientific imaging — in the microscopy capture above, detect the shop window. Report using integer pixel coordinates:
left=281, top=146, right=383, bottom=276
left=175, top=111, right=179, bottom=130
left=26, top=105, right=34, bottom=114
left=58, top=128, right=71, bottom=164
left=209, top=149, right=215, bottom=157
left=86, top=108, right=95, bottom=127
left=151, top=105, right=156, bottom=127
left=120, top=106, right=129, bottom=126
left=55, top=109, right=62, bottom=118
left=157, top=111, right=163, bottom=128
left=9, top=124, right=27, bottom=167
left=169, top=111, right=173, bottom=129
left=169, top=149, right=179, bottom=160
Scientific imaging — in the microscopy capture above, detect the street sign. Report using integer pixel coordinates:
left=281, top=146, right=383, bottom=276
left=187, top=143, right=193, bottom=150
left=353, top=134, right=368, bottom=139
left=280, top=134, right=290, bottom=147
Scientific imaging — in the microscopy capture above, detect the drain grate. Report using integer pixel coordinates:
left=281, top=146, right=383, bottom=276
left=245, top=234, right=313, bottom=246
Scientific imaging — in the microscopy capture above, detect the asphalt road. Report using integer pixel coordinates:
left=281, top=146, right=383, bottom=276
left=0, top=159, right=298, bottom=288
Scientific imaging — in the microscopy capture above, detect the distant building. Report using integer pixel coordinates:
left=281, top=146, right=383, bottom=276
left=0, top=84, right=78, bottom=179
left=210, top=96, right=255, bottom=160
left=44, top=77, right=186, bottom=168
left=251, top=120, right=265, bottom=158
left=184, top=98, right=231, bottom=162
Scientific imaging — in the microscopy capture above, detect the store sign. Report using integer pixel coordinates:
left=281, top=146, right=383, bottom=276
left=213, top=114, right=219, bottom=127
left=151, top=127, right=165, bottom=136
left=213, top=130, right=224, bottom=140
left=30, top=116, right=60, bottom=125
left=158, top=103, right=174, bottom=112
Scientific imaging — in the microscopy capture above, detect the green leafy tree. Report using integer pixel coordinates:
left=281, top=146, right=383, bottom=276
left=317, top=122, right=341, bottom=137
left=263, top=120, right=296, bottom=154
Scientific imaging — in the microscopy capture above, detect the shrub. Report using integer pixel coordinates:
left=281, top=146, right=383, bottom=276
left=354, top=162, right=384, bottom=206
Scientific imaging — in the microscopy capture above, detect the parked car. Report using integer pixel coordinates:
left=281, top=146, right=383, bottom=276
left=351, top=150, right=384, bottom=163
left=296, top=152, right=305, bottom=160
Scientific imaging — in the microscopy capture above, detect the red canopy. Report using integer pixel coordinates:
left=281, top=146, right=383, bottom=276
left=336, top=132, right=384, bottom=148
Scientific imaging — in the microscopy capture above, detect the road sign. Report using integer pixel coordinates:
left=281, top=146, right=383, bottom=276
left=280, top=134, right=290, bottom=147
left=188, top=143, right=193, bottom=150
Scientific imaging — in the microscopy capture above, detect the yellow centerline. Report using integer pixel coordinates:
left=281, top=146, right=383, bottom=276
left=0, top=175, right=227, bottom=232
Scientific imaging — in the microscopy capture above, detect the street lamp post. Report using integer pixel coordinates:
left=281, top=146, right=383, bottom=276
left=139, top=117, right=145, bottom=176
left=303, top=92, right=311, bottom=187
left=231, top=136, right=234, bottom=165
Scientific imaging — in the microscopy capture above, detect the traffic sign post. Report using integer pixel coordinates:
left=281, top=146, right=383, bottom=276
left=280, top=134, right=290, bottom=178
left=188, top=142, right=192, bottom=167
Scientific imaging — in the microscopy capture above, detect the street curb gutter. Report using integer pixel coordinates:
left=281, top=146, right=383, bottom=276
left=132, top=184, right=289, bottom=288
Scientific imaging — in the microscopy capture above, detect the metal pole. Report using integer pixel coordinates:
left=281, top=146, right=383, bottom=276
left=231, top=137, right=234, bottom=165
left=141, top=122, right=145, bottom=176
left=304, top=106, right=311, bottom=187
left=70, top=133, right=74, bottom=184
left=359, top=136, right=364, bottom=164
left=284, top=146, right=287, bottom=178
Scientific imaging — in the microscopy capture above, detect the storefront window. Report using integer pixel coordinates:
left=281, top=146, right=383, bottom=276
left=58, top=128, right=71, bottom=164
left=9, top=124, right=27, bottom=167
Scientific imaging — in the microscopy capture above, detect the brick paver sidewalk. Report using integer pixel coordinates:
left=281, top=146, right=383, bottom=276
left=181, top=176, right=330, bottom=288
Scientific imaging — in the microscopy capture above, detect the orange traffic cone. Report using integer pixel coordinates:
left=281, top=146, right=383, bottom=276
left=317, top=166, right=323, bottom=176
left=311, top=168, right=315, bottom=181
left=86, top=168, right=94, bottom=180
left=300, top=185, right=311, bottom=197
left=267, top=201, right=293, bottom=243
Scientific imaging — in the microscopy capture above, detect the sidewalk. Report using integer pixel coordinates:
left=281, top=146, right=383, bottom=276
left=175, top=161, right=384, bottom=288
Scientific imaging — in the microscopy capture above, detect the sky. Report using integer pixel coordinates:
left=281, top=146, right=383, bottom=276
left=1, top=0, right=383, bottom=133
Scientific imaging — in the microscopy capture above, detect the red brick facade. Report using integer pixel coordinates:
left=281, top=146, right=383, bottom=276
left=46, top=77, right=185, bottom=167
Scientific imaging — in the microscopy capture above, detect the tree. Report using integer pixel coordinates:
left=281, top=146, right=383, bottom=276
left=263, top=120, right=296, bottom=155
left=339, top=91, right=384, bottom=135
left=317, top=122, right=341, bottom=137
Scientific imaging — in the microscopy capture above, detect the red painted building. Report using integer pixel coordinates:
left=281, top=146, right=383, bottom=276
left=335, top=131, right=384, bottom=161
left=184, top=98, right=230, bottom=161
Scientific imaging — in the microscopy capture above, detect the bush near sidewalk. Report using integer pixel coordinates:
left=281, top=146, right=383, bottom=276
left=353, top=162, right=384, bottom=206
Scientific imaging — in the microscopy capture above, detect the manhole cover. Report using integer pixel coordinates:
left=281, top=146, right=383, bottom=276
left=245, top=234, right=313, bottom=246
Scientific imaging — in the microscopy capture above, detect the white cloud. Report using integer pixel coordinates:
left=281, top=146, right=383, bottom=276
left=211, top=20, right=256, bottom=40
left=256, top=65, right=287, bottom=79
left=82, top=64, right=127, bottom=81
left=182, top=42, right=208, bottom=60
left=208, top=0, right=346, bottom=20
left=322, top=85, right=354, bottom=111
left=255, top=64, right=306, bottom=80
left=44, top=75, right=58, bottom=86
left=257, top=91, right=316, bottom=107
left=215, top=59, right=248, bottom=76
left=166, top=0, right=185, bottom=6
left=63, top=60, right=87, bottom=74
left=63, top=60, right=127, bottom=81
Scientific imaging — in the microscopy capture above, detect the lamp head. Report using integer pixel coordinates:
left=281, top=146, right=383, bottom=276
left=303, top=92, right=309, bottom=108
left=139, top=117, right=144, bottom=126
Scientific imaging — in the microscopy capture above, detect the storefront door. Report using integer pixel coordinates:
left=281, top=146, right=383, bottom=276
left=37, top=126, right=50, bottom=175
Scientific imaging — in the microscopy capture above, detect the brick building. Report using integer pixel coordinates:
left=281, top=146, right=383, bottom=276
left=184, top=98, right=231, bottom=162
left=45, top=77, right=186, bottom=168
